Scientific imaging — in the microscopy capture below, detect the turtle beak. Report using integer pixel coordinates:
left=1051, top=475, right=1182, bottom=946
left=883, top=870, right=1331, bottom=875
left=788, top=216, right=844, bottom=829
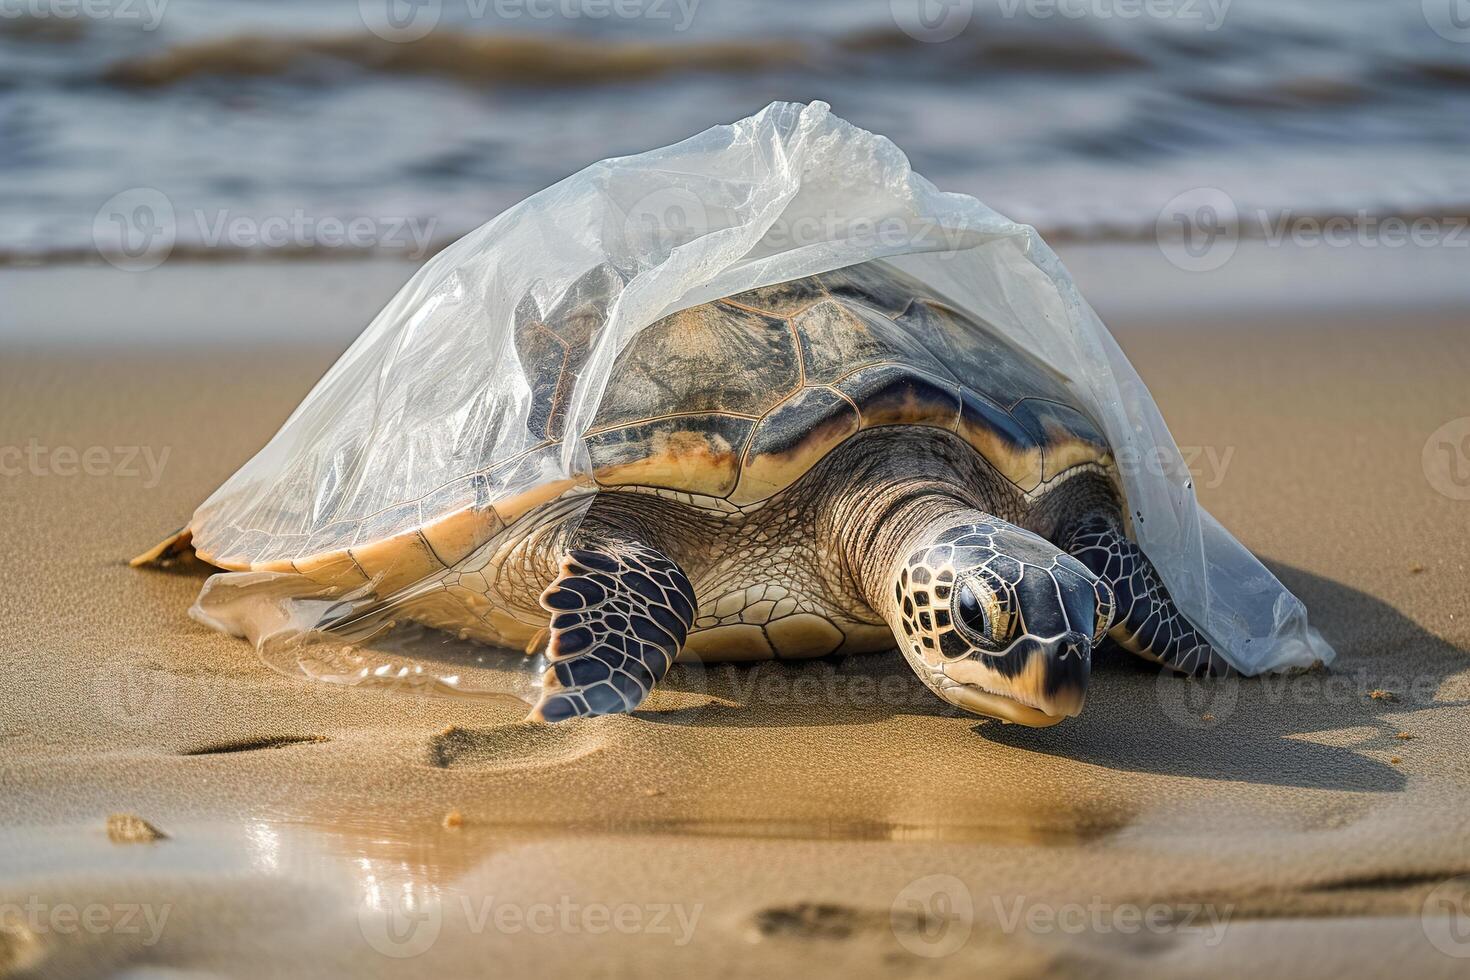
left=940, top=631, right=1091, bottom=726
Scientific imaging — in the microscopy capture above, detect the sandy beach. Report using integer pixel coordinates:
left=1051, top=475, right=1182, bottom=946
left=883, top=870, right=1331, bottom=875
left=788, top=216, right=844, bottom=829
left=2, top=255, right=1467, bottom=977
left=7, top=0, right=1470, bottom=973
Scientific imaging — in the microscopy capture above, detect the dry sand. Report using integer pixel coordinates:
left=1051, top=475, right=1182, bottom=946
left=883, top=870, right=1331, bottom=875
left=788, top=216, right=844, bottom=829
left=1, top=310, right=1468, bottom=978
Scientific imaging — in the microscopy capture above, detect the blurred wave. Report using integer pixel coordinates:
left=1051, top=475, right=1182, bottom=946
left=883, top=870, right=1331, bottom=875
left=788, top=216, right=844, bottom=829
left=99, top=31, right=807, bottom=88
left=3, top=0, right=1468, bottom=262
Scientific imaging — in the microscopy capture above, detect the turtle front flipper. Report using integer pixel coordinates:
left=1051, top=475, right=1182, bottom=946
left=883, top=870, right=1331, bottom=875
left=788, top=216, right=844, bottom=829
left=528, top=540, right=697, bottom=722
left=1060, top=514, right=1233, bottom=677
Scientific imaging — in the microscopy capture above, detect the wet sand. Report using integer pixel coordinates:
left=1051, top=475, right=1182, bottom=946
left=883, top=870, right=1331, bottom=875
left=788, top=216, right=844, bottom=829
left=2, top=300, right=1469, bottom=977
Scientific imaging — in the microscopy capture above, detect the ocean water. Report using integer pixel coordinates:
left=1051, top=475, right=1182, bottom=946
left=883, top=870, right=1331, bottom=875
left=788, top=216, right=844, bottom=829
left=2, top=0, right=1469, bottom=261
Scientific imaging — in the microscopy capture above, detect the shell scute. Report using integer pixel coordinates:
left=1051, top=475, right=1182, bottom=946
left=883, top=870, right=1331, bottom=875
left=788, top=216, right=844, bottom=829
left=958, top=389, right=1044, bottom=491
left=732, top=385, right=861, bottom=506
left=894, top=297, right=1075, bottom=408
left=594, top=302, right=799, bottom=428
left=1009, top=398, right=1112, bottom=483
left=588, top=414, right=754, bottom=497
left=833, top=364, right=962, bottom=432
left=721, top=276, right=830, bottom=317
left=792, top=296, right=955, bottom=385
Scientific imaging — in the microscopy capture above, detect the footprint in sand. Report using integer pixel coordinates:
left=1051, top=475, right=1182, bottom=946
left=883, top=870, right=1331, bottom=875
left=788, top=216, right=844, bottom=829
left=426, top=720, right=609, bottom=771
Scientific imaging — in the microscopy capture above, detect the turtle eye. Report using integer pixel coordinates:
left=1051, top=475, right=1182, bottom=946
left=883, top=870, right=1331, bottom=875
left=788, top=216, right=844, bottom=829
left=953, top=580, right=1001, bottom=650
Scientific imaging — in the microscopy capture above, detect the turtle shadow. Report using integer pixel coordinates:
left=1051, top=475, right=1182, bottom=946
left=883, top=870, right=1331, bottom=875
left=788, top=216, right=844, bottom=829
left=661, top=563, right=1465, bottom=793
left=973, top=562, right=1468, bottom=792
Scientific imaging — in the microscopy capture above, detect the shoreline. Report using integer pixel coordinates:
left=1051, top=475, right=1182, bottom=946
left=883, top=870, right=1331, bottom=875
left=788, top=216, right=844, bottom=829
left=4, top=238, right=1470, bottom=347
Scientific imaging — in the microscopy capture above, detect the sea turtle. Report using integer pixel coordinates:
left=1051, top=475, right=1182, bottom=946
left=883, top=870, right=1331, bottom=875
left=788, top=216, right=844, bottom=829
left=136, top=259, right=1229, bottom=726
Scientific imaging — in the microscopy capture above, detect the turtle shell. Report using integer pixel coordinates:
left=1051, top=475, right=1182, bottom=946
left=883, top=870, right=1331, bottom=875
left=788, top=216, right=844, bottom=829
left=579, top=261, right=1111, bottom=508
left=184, top=260, right=1112, bottom=593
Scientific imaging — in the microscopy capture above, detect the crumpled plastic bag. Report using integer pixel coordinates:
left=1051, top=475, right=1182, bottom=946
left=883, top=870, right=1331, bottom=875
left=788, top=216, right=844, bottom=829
left=185, top=100, right=1333, bottom=690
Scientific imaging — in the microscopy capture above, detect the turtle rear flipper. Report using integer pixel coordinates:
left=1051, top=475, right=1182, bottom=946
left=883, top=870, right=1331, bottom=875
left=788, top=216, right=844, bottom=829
left=1062, top=514, right=1233, bottom=677
left=529, top=539, right=697, bottom=722
left=130, top=528, right=194, bottom=567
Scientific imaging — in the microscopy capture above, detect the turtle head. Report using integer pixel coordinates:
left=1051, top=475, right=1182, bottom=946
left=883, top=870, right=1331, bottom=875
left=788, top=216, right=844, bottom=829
left=887, top=516, right=1114, bottom=727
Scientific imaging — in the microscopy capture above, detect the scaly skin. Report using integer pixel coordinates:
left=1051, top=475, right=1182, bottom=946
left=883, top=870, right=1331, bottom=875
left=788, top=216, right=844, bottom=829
left=399, top=429, right=1190, bottom=723
left=473, top=430, right=1026, bottom=661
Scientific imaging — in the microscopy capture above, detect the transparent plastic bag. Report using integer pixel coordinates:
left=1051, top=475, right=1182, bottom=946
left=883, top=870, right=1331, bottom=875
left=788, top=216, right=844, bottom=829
left=184, top=100, right=1333, bottom=701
